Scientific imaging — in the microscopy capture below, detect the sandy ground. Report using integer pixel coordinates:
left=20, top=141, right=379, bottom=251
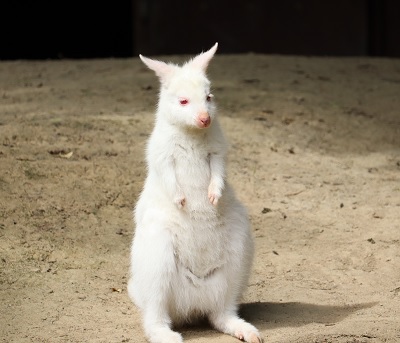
left=0, top=53, right=399, bottom=343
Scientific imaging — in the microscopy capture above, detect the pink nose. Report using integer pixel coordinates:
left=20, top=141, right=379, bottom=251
left=200, top=116, right=210, bottom=126
left=198, top=112, right=211, bottom=128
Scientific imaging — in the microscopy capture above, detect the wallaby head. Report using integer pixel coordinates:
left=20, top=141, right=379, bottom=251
left=140, top=43, right=218, bottom=129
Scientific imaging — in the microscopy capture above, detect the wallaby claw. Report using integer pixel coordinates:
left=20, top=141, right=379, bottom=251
left=208, top=193, right=219, bottom=206
left=175, top=196, right=186, bottom=209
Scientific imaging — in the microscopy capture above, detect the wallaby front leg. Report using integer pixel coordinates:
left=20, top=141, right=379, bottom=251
left=208, top=152, right=225, bottom=206
left=159, top=156, right=185, bottom=208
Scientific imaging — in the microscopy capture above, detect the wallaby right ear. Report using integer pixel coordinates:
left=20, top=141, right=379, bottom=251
left=139, top=55, right=174, bottom=83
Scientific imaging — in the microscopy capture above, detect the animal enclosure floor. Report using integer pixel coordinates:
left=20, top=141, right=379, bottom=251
left=0, top=54, right=399, bottom=343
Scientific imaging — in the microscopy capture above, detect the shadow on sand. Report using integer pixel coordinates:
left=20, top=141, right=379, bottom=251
left=180, top=301, right=377, bottom=340
left=239, top=301, right=377, bottom=330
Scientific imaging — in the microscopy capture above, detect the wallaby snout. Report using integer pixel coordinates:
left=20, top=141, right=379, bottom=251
left=197, top=112, right=211, bottom=128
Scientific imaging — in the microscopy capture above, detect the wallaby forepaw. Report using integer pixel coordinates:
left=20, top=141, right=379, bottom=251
left=208, top=184, right=221, bottom=206
left=174, top=195, right=186, bottom=209
left=208, top=193, right=220, bottom=206
left=208, top=181, right=222, bottom=206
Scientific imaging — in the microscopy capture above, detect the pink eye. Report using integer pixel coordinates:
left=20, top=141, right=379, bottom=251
left=206, top=94, right=213, bottom=102
left=179, top=98, right=189, bottom=106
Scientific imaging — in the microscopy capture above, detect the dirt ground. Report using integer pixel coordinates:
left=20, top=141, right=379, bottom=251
left=0, top=53, right=399, bottom=343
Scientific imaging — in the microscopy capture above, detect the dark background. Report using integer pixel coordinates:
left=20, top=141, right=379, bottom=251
left=1, top=0, right=399, bottom=60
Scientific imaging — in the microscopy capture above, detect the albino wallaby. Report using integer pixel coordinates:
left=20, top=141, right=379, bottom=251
left=128, top=43, right=262, bottom=343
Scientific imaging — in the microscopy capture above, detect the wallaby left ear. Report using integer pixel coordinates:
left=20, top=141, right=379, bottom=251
left=189, top=43, right=218, bottom=71
left=139, top=54, right=175, bottom=83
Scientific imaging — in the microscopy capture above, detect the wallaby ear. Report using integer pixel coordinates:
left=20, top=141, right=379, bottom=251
left=189, top=42, right=218, bottom=71
left=139, top=55, right=175, bottom=82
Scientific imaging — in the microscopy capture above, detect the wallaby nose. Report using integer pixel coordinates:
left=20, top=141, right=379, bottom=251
left=198, top=112, right=211, bottom=128
left=200, top=116, right=210, bottom=126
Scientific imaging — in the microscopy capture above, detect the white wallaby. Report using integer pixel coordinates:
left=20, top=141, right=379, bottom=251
left=128, top=43, right=262, bottom=343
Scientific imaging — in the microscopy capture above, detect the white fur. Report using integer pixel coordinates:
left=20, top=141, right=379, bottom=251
left=128, top=43, right=262, bottom=343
